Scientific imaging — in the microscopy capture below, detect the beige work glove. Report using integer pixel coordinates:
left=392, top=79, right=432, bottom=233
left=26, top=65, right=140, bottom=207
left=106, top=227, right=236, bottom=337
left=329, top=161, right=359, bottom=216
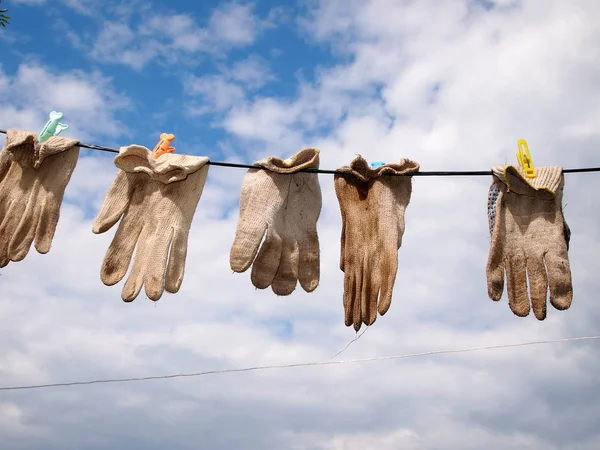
left=93, top=145, right=210, bottom=302
left=334, top=156, right=420, bottom=331
left=486, top=165, right=573, bottom=320
left=0, top=129, right=80, bottom=267
left=230, top=148, right=322, bottom=296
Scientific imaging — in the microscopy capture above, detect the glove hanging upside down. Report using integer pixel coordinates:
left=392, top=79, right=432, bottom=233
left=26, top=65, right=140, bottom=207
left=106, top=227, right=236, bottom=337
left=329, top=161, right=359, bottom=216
left=93, top=145, right=210, bottom=302
left=229, top=148, right=322, bottom=296
left=334, top=156, right=420, bottom=331
left=0, top=129, right=80, bottom=267
left=486, top=164, right=573, bottom=319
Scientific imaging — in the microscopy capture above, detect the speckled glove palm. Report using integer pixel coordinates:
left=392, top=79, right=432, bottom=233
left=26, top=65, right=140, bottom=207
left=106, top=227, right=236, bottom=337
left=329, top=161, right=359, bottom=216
left=486, top=165, right=573, bottom=320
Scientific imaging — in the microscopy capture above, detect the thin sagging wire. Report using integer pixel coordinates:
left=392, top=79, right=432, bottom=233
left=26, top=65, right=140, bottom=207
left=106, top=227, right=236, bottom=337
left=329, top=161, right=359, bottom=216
left=0, top=335, right=598, bottom=392
left=1, top=129, right=599, bottom=176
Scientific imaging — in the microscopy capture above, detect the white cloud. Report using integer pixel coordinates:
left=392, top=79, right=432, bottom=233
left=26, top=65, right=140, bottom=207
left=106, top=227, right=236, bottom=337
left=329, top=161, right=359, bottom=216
left=207, top=2, right=261, bottom=45
left=11, top=0, right=46, bottom=4
left=82, top=2, right=283, bottom=70
left=0, top=62, right=130, bottom=141
left=184, top=55, right=275, bottom=115
left=3, top=1, right=600, bottom=449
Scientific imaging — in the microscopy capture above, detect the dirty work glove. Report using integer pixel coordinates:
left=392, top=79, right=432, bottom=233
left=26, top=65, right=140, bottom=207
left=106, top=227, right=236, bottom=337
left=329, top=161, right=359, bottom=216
left=93, top=145, right=210, bottom=302
left=486, top=165, right=573, bottom=320
left=334, top=156, right=420, bottom=331
left=0, top=129, right=80, bottom=267
left=230, top=148, right=322, bottom=296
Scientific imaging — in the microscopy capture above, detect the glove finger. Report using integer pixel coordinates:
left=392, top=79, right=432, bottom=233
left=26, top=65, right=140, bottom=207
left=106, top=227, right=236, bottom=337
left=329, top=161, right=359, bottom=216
left=377, top=249, right=398, bottom=316
left=297, top=230, right=320, bottom=293
left=343, top=269, right=355, bottom=328
left=545, top=247, right=573, bottom=311
left=0, top=196, right=29, bottom=266
left=230, top=219, right=268, bottom=273
left=353, top=264, right=363, bottom=332
left=250, top=225, right=283, bottom=290
left=271, top=237, right=299, bottom=296
left=8, top=207, right=39, bottom=262
left=486, top=187, right=505, bottom=301
left=526, top=255, right=548, bottom=320
left=364, top=256, right=380, bottom=326
left=100, top=214, right=143, bottom=287
left=93, top=171, right=134, bottom=234
left=144, top=227, right=174, bottom=301
left=34, top=188, right=64, bottom=254
left=505, top=254, right=530, bottom=317
left=230, top=171, right=272, bottom=273
left=165, top=229, right=189, bottom=294
left=359, top=252, right=371, bottom=325
left=486, top=258, right=505, bottom=301
left=121, top=224, right=153, bottom=302
left=0, top=199, right=19, bottom=267
left=339, top=219, right=346, bottom=272
left=0, top=180, right=16, bottom=220
left=9, top=185, right=43, bottom=261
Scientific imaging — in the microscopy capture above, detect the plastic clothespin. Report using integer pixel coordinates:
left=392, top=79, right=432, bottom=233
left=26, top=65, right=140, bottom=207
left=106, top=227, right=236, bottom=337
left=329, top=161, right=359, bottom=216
left=370, top=161, right=385, bottom=169
left=38, top=111, right=68, bottom=143
left=151, top=133, right=176, bottom=159
left=516, top=139, right=536, bottom=178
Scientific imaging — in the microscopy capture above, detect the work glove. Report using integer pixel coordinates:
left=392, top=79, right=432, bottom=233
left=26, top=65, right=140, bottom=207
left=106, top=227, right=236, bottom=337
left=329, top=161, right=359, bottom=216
left=0, top=129, right=80, bottom=267
left=230, top=148, right=322, bottom=296
left=93, top=145, right=210, bottom=302
left=334, top=156, right=420, bottom=331
left=486, top=165, right=573, bottom=320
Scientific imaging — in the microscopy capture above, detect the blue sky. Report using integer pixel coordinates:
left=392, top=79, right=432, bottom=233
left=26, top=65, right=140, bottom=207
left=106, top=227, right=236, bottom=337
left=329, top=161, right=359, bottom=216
left=3, top=0, right=336, bottom=158
left=2, top=0, right=600, bottom=449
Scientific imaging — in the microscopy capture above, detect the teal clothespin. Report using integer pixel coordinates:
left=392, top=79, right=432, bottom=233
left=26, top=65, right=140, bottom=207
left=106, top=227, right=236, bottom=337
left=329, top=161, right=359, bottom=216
left=38, top=111, right=68, bottom=143
left=370, top=161, right=385, bottom=168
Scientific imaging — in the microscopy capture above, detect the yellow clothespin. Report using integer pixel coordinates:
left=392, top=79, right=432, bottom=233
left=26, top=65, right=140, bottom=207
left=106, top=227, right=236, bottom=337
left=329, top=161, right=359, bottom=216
left=516, top=138, right=536, bottom=178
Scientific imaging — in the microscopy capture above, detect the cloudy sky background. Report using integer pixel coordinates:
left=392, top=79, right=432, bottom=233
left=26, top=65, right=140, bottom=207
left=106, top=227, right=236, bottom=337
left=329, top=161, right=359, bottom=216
left=1, top=0, right=600, bottom=448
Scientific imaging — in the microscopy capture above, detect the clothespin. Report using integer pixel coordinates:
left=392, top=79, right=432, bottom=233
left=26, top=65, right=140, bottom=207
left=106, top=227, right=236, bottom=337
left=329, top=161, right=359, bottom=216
left=516, top=139, right=536, bottom=178
left=38, top=111, right=68, bottom=143
left=370, top=161, right=385, bottom=169
left=151, top=133, right=175, bottom=159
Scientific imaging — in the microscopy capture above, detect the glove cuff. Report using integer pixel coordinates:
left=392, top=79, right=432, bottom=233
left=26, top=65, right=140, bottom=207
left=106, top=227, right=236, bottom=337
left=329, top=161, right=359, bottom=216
left=254, top=148, right=320, bottom=173
left=4, top=128, right=80, bottom=169
left=336, top=155, right=420, bottom=181
left=492, top=165, right=563, bottom=198
left=114, top=145, right=210, bottom=184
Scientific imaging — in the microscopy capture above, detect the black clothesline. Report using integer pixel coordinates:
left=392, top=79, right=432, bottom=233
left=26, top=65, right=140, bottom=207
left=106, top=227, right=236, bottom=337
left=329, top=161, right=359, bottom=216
left=1, top=128, right=599, bottom=176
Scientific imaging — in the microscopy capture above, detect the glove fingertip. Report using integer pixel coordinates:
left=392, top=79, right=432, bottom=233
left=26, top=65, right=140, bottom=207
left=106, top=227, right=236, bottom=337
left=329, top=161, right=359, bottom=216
left=486, top=265, right=505, bottom=301
left=230, top=229, right=266, bottom=273
left=550, top=291, right=572, bottom=311
left=92, top=218, right=114, bottom=235
left=165, top=276, right=183, bottom=294
left=121, top=280, right=143, bottom=303
left=34, top=239, right=51, bottom=255
left=100, top=258, right=128, bottom=286
left=145, top=284, right=164, bottom=302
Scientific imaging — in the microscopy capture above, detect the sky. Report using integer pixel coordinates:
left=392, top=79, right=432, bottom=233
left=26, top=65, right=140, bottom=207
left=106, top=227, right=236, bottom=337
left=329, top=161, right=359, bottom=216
left=1, top=0, right=600, bottom=448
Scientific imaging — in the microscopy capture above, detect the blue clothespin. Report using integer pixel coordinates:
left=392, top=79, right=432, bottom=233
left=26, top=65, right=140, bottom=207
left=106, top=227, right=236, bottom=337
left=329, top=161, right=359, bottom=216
left=370, top=161, right=385, bottom=168
left=38, top=111, right=68, bottom=143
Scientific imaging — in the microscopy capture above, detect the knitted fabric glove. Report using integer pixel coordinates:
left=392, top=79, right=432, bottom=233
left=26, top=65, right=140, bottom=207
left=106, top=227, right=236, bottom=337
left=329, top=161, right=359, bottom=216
left=334, top=156, right=420, bottom=331
left=486, top=165, right=573, bottom=320
left=0, top=129, right=80, bottom=267
left=93, top=145, right=210, bottom=302
left=230, top=148, right=322, bottom=295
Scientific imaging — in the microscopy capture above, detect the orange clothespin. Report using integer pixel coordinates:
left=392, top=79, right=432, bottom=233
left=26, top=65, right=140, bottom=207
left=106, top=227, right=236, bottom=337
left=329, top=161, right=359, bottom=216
left=516, top=139, right=536, bottom=178
left=151, top=133, right=175, bottom=159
